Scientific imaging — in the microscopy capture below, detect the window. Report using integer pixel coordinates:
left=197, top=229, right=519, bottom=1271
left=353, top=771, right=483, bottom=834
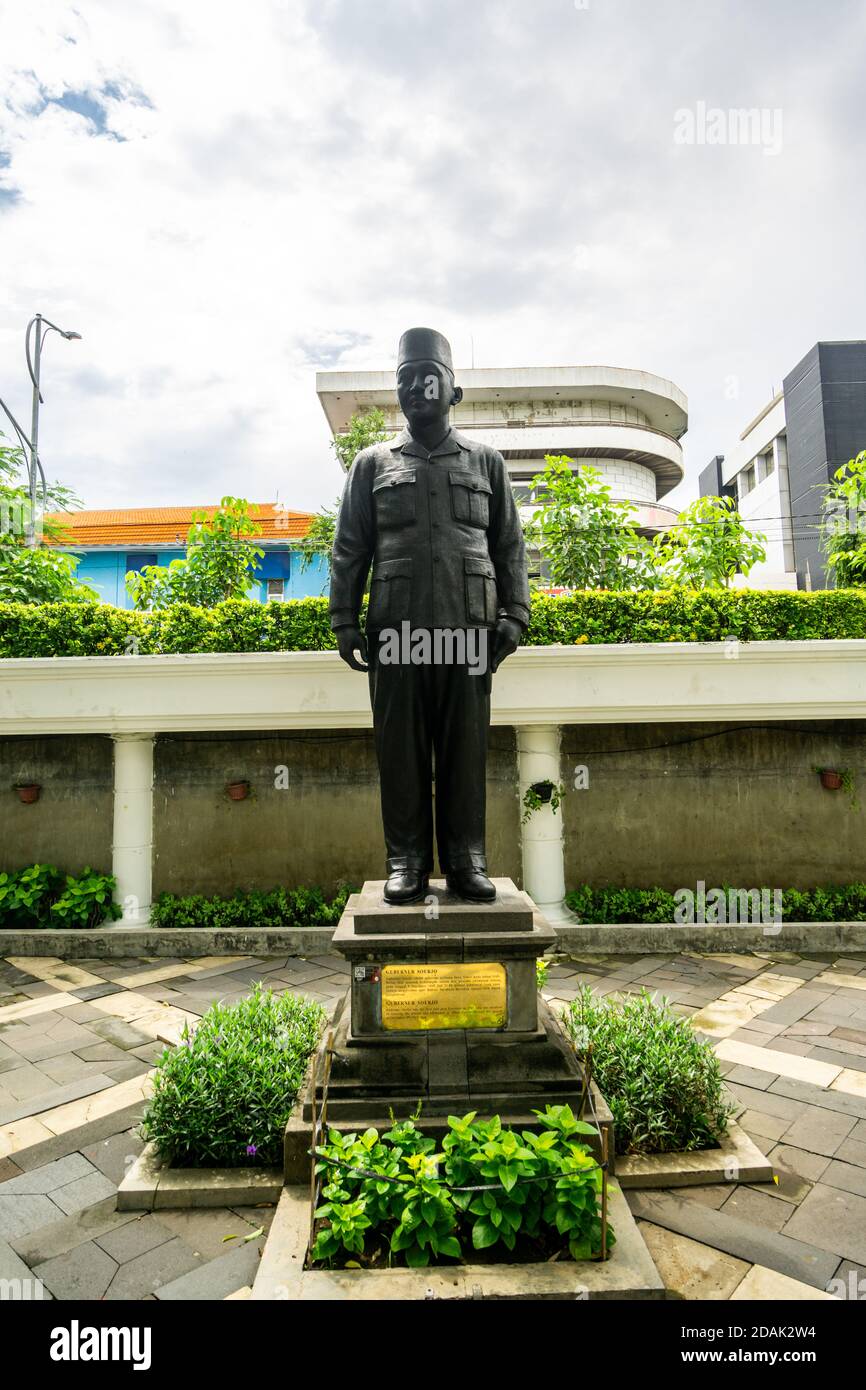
left=266, top=578, right=286, bottom=601
left=738, top=463, right=756, bottom=499
left=126, top=552, right=158, bottom=574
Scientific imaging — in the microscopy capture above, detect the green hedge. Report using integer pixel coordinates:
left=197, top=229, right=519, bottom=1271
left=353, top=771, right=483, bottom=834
left=1, top=588, right=866, bottom=658
left=566, top=883, right=866, bottom=923
left=150, top=884, right=354, bottom=930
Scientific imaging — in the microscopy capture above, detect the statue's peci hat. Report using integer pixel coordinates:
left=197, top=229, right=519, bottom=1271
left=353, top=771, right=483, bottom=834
left=397, top=327, right=454, bottom=374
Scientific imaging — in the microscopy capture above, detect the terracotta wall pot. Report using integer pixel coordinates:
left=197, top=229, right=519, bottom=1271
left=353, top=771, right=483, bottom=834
left=819, top=770, right=843, bottom=790
left=226, top=780, right=251, bottom=801
left=14, top=783, right=41, bottom=804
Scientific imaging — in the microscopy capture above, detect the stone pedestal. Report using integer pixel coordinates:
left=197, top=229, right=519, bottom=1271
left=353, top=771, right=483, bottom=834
left=290, top=880, right=609, bottom=1156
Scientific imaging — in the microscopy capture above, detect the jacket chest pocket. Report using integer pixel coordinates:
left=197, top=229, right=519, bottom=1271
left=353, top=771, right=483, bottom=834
left=372, top=470, right=417, bottom=529
left=464, top=556, right=498, bottom=626
left=449, top=470, right=492, bottom=528
left=368, top=556, right=412, bottom=629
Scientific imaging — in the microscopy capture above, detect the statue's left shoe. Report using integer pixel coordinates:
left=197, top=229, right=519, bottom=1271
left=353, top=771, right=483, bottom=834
left=445, top=869, right=496, bottom=903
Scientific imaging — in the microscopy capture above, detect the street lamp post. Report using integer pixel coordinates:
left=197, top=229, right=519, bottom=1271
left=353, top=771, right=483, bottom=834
left=25, top=312, right=81, bottom=547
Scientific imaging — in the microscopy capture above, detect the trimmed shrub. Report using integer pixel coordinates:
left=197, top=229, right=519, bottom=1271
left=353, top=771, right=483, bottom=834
left=566, top=882, right=866, bottom=923
left=149, top=884, right=353, bottom=930
left=1, top=587, right=866, bottom=658
left=563, top=988, right=733, bottom=1156
left=140, top=984, right=326, bottom=1168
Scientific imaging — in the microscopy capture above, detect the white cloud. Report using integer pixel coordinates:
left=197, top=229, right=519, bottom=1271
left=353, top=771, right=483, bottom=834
left=0, top=0, right=864, bottom=515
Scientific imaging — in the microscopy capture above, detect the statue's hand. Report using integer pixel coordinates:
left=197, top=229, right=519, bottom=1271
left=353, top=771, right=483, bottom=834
left=335, top=624, right=369, bottom=673
left=490, top=616, right=524, bottom=674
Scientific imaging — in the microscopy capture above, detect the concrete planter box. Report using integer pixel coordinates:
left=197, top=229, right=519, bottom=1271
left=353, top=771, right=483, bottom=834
left=117, top=1141, right=283, bottom=1211
left=614, top=1120, right=773, bottom=1189
left=251, top=1182, right=665, bottom=1301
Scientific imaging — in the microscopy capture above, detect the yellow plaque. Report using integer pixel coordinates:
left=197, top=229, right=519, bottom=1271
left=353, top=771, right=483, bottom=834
left=381, top=962, right=506, bottom=1031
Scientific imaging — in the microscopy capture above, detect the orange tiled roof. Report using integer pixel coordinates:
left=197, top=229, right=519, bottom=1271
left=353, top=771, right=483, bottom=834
left=44, top=503, right=314, bottom=548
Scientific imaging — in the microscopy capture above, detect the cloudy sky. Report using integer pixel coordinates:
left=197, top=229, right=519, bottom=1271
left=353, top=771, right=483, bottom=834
left=1, top=0, right=864, bottom=516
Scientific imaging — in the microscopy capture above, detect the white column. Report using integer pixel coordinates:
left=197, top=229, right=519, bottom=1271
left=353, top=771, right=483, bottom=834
left=112, top=733, right=154, bottom=925
left=517, top=725, right=571, bottom=923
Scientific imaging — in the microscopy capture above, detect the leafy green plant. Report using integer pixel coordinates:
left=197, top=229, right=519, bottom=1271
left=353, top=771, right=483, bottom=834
left=653, top=495, right=767, bottom=589
left=820, top=449, right=866, bottom=587
left=0, top=863, right=64, bottom=927
left=536, top=957, right=551, bottom=989
left=48, top=868, right=122, bottom=929
left=525, top=456, right=659, bottom=591
left=2, top=588, right=866, bottom=658
left=563, top=988, right=733, bottom=1156
left=149, top=883, right=353, bottom=930
left=521, top=779, right=564, bottom=824
left=141, top=984, right=326, bottom=1167
left=0, top=432, right=96, bottom=605
left=0, top=864, right=119, bottom=929
left=311, top=1105, right=613, bottom=1269
left=126, top=497, right=265, bottom=610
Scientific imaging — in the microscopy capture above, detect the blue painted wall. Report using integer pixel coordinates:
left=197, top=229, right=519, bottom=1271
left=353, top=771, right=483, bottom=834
left=66, top=548, right=331, bottom=608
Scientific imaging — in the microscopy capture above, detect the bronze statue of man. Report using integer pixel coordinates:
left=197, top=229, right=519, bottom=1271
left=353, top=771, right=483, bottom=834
left=329, top=327, right=530, bottom=904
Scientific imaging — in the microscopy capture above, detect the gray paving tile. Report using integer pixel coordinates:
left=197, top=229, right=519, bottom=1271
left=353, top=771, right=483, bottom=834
left=769, top=1077, right=866, bottom=1121
left=155, top=1243, right=261, bottom=1300
left=51, top=1170, right=117, bottom=1216
left=820, top=1159, right=866, bottom=1201
left=95, top=1215, right=175, bottom=1263
left=10, top=1197, right=136, bottom=1265
left=0, top=1072, right=115, bottom=1126
left=782, top=1106, right=858, bottom=1158
left=627, top=1189, right=839, bottom=1289
left=808, top=1046, right=866, bottom=1072
left=0, top=1153, right=94, bottom=1195
left=152, top=1207, right=270, bottom=1260
left=836, top=1137, right=866, bottom=1168
left=81, top=1129, right=144, bottom=1185
left=89, top=1018, right=153, bottom=1051
left=0, top=1237, right=52, bottom=1297
left=35, top=1239, right=118, bottom=1300
left=103, top=1237, right=202, bottom=1300
left=71, top=983, right=124, bottom=1002
left=720, top=1185, right=792, bottom=1232
left=783, top=1184, right=866, bottom=1267
left=0, top=1193, right=61, bottom=1241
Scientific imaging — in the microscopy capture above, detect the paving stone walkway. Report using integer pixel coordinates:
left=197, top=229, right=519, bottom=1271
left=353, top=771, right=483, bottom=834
left=1, top=946, right=865, bottom=1300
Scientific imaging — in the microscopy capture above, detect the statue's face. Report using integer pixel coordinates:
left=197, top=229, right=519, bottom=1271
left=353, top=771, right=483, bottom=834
left=396, top=358, right=456, bottom=430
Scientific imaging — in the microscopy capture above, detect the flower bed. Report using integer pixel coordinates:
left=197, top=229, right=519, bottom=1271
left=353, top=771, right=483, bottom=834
left=311, top=1106, right=614, bottom=1270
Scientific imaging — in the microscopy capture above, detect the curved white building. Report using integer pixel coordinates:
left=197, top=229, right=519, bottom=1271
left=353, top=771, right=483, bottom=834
left=316, top=363, right=688, bottom=534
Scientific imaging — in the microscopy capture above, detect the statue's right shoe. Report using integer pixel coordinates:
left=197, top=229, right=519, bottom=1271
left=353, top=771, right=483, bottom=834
left=383, top=870, right=428, bottom=905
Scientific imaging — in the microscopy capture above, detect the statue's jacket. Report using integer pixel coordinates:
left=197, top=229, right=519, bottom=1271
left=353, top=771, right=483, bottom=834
left=329, top=428, right=531, bottom=633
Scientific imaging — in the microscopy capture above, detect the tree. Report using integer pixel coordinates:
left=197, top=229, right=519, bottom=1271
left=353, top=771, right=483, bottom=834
left=126, top=496, right=265, bottom=610
left=653, top=495, right=767, bottom=589
left=298, top=409, right=393, bottom=575
left=524, top=456, right=659, bottom=590
left=819, top=450, right=866, bottom=587
left=0, top=433, right=96, bottom=604
left=331, top=406, right=391, bottom=471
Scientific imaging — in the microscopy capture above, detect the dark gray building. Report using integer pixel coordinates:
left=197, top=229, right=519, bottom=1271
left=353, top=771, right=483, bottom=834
left=702, top=341, right=866, bottom=589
